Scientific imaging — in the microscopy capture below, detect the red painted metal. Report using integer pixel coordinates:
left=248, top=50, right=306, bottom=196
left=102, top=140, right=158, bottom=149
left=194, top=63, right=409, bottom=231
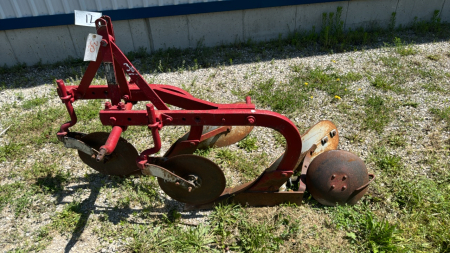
left=56, top=16, right=306, bottom=205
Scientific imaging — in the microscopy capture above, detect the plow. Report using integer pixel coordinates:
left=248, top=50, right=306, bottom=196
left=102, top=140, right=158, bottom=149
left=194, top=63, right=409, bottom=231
left=56, top=16, right=374, bottom=210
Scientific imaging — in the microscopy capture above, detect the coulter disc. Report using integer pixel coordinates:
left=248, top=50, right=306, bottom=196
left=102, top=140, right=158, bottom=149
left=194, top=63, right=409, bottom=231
left=78, top=132, right=142, bottom=177
left=158, top=154, right=226, bottom=205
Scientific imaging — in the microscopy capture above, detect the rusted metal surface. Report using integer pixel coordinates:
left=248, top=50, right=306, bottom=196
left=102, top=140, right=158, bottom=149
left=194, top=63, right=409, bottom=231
left=202, top=126, right=254, bottom=148
left=267, top=120, right=339, bottom=172
left=185, top=190, right=304, bottom=211
left=298, top=144, right=317, bottom=192
left=157, top=154, right=226, bottom=205
left=142, top=163, right=195, bottom=189
left=305, top=150, right=372, bottom=206
left=78, top=132, right=142, bottom=177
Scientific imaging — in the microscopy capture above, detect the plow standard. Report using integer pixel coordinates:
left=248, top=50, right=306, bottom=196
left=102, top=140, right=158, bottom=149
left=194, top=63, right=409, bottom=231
left=56, top=16, right=374, bottom=210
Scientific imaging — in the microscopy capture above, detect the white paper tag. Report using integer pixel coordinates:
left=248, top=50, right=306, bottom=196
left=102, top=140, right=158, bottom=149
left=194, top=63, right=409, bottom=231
left=75, top=10, right=102, bottom=27
left=84, top=33, right=103, bottom=61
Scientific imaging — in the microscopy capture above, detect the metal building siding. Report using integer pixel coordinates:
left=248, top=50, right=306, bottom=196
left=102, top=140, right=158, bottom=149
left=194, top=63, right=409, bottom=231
left=0, top=0, right=220, bottom=19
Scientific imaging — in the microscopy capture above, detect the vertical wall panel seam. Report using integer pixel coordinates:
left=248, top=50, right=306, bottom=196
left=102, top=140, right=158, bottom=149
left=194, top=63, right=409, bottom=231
left=28, top=0, right=39, bottom=16
left=439, top=0, right=446, bottom=19
left=80, top=0, right=87, bottom=11
left=62, top=0, right=71, bottom=13
left=66, top=26, right=80, bottom=57
left=45, top=0, right=55, bottom=15
left=294, top=4, right=297, bottom=31
left=343, top=1, right=350, bottom=30
left=186, top=15, right=191, bottom=47
left=4, top=31, right=20, bottom=64
left=127, top=20, right=136, bottom=51
left=144, top=18, right=154, bottom=52
left=95, top=0, right=102, bottom=11
left=0, top=4, right=6, bottom=19
left=11, top=1, right=23, bottom=18
left=242, top=9, right=246, bottom=41
left=394, top=0, right=400, bottom=27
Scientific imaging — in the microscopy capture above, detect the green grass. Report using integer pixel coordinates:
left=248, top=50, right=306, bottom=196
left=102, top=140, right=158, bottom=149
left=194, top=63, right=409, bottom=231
left=430, top=107, right=450, bottom=128
left=215, top=149, right=269, bottom=180
left=51, top=201, right=85, bottom=233
left=394, top=37, right=418, bottom=56
left=370, top=74, right=394, bottom=91
left=22, top=96, right=48, bottom=110
left=369, top=146, right=403, bottom=175
left=363, top=95, right=392, bottom=133
left=247, top=66, right=358, bottom=115
left=237, top=136, right=258, bottom=152
left=331, top=205, right=399, bottom=252
left=0, top=143, right=24, bottom=162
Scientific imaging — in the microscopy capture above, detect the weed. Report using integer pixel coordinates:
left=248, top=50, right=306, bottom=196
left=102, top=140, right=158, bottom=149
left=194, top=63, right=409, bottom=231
left=422, top=82, right=446, bottom=93
left=0, top=143, right=24, bottom=162
left=369, top=146, right=403, bottom=175
left=427, top=54, right=440, bottom=61
left=394, top=37, right=417, bottom=56
left=331, top=205, right=399, bottom=252
left=194, top=147, right=212, bottom=157
left=430, top=107, right=450, bottom=127
left=273, top=131, right=286, bottom=148
left=113, top=176, right=160, bottom=209
left=215, top=149, right=269, bottom=180
left=237, top=220, right=283, bottom=252
left=379, top=55, right=401, bottom=68
left=52, top=201, right=85, bottom=233
left=0, top=182, right=23, bottom=212
left=173, top=225, right=215, bottom=251
left=210, top=204, right=242, bottom=247
left=22, top=96, right=48, bottom=109
left=248, top=78, right=309, bottom=114
left=371, top=74, right=393, bottom=91
left=238, top=136, right=258, bottom=152
left=126, top=225, right=174, bottom=252
left=364, top=95, right=391, bottom=133
left=386, top=133, right=406, bottom=147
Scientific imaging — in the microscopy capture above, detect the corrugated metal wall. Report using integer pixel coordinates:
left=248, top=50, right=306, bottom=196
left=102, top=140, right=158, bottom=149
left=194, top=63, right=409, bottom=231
left=0, top=0, right=218, bottom=19
left=0, top=0, right=448, bottom=67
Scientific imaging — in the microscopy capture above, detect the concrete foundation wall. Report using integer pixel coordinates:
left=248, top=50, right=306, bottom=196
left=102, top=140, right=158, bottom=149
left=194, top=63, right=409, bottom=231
left=1, top=0, right=448, bottom=67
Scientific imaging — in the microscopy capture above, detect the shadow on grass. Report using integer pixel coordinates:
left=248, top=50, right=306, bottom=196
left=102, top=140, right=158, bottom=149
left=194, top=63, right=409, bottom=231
left=34, top=172, right=206, bottom=253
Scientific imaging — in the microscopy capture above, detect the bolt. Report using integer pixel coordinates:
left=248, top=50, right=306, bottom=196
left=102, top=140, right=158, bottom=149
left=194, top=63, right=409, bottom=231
left=222, top=118, right=226, bottom=122
left=101, top=40, right=108, bottom=47
left=175, top=182, right=180, bottom=186
left=330, top=129, right=337, bottom=138
left=282, top=173, right=288, bottom=177
left=188, top=187, right=192, bottom=192
left=109, top=117, right=116, bottom=124
left=118, top=102, right=125, bottom=110
left=104, top=101, right=112, bottom=109
left=331, top=174, right=336, bottom=179
left=343, top=175, right=348, bottom=180
left=247, top=116, right=255, bottom=124
left=342, top=186, right=347, bottom=191
left=190, top=141, right=196, bottom=146
left=123, top=95, right=129, bottom=100
left=330, top=185, right=335, bottom=189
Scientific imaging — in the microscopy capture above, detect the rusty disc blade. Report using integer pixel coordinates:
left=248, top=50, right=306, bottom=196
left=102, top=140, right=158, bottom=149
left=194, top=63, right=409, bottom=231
left=198, top=125, right=254, bottom=149
left=78, top=132, right=142, bottom=177
left=158, top=154, right=226, bottom=205
left=306, top=150, right=369, bottom=206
